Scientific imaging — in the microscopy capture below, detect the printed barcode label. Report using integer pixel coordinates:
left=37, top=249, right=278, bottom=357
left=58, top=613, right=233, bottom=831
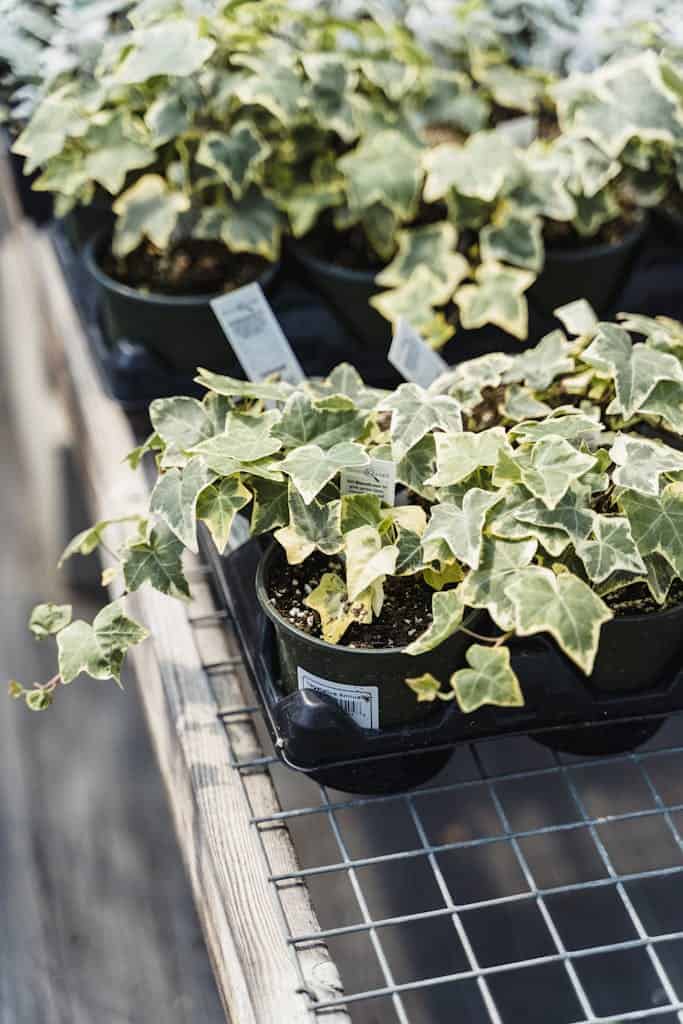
left=297, top=667, right=380, bottom=730
left=211, top=282, right=304, bottom=384
left=388, top=317, right=448, bottom=389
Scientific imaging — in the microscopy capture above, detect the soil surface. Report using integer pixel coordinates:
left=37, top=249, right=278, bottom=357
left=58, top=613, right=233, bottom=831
left=102, top=238, right=270, bottom=295
left=605, top=578, right=683, bottom=617
left=267, top=551, right=437, bottom=649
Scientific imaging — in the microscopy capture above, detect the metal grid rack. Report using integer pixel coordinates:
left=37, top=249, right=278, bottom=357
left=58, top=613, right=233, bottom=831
left=211, top=589, right=683, bottom=1024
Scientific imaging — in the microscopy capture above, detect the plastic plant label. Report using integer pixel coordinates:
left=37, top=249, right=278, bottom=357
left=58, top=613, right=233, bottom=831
left=388, top=317, right=448, bottom=389
left=340, top=457, right=396, bottom=506
left=211, top=282, right=304, bottom=384
left=297, top=666, right=380, bottom=730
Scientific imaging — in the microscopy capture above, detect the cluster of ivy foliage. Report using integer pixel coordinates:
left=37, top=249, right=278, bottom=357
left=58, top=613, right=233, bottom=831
left=11, top=305, right=683, bottom=713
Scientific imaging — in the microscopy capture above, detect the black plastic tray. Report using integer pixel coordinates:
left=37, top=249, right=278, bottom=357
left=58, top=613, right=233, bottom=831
left=201, top=533, right=683, bottom=794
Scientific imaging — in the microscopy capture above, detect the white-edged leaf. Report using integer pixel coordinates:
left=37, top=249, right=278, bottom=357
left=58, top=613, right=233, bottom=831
left=575, top=515, right=647, bottom=584
left=150, top=456, right=214, bottom=553
left=427, top=428, right=510, bottom=488
left=280, top=442, right=369, bottom=504
left=345, top=526, right=398, bottom=602
left=379, top=383, right=462, bottom=461
left=122, top=524, right=191, bottom=600
left=619, top=484, right=683, bottom=577
left=423, top=490, right=501, bottom=570
left=304, top=573, right=372, bottom=645
left=29, top=603, right=72, bottom=639
left=405, top=588, right=465, bottom=655
left=451, top=645, right=524, bottom=713
left=610, top=435, right=683, bottom=496
left=196, top=477, right=251, bottom=554
left=461, top=538, right=537, bottom=631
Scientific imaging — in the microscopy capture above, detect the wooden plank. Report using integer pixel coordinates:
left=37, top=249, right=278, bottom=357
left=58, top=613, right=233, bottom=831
left=30, top=227, right=350, bottom=1024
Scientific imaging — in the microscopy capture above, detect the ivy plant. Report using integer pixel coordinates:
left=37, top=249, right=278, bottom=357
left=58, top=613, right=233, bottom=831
left=10, top=307, right=683, bottom=716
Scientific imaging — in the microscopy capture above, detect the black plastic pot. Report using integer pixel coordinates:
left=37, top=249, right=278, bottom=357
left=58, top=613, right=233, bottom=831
left=256, top=542, right=482, bottom=731
left=62, top=204, right=115, bottom=249
left=4, top=143, right=53, bottom=224
left=83, top=229, right=279, bottom=374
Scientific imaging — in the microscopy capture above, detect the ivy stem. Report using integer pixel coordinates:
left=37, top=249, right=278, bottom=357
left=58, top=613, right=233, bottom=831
left=460, top=625, right=504, bottom=644
left=41, top=674, right=62, bottom=692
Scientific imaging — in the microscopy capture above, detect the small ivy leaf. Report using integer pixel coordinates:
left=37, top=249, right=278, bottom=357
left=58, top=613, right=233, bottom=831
left=150, top=456, right=215, bottom=553
left=396, top=435, right=437, bottom=501
left=57, top=601, right=148, bottom=685
left=575, top=515, right=647, bottom=584
left=489, top=487, right=570, bottom=557
left=480, top=209, right=544, bottom=272
left=507, top=566, right=613, bottom=675
left=503, top=330, right=575, bottom=391
left=376, top=222, right=469, bottom=296
left=338, top=130, right=423, bottom=219
left=273, top=392, right=367, bottom=450
left=379, top=383, right=462, bottom=462
left=644, top=553, right=676, bottom=605
left=619, top=484, right=683, bottom=577
left=423, top=132, right=519, bottom=203
left=450, top=645, right=524, bottom=714
left=610, top=435, right=683, bottom=496
left=58, top=517, right=143, bottom=568
left=122, top=524, right=191, bottom=600
left=345, top=526, right=398, bottom=602
left=423, top=562, right=465, bottom=591
left=639, top=381, right=683, bottom=435
left=405, top=672, right=448, bottom=703
left=249, top=479, right=289, bottom=536
left=423, top=490, right=501, bottom=570
left=394, top=527, right=425, bottom=576
left=509, top=407, right=603, bottom=446
left=405, top=588, right=465, bottom=656
left=275, top=484, right=342, bottom=564
left=112, top=19, right=215, bottom=84
left=501, top=387, right=552, bottom=422
left=427, top=428, right=510, bottom=488
left=309, top=363, right=384, bottom=411
left=8, top=681, right=24, bottom=700
left=510, top=436, right=598, bottom=510
left=554, top=299, right=598, bottom=336
left=29, top=603, right=72, bottom=638
left=437, top=353, right=514, bottom=413
left=82, top=111, right=156, bottom=195
left=371, top=266, right=458, bottom=344
left=149, top=396, right=213, bottom=450
left=304, top=572, right=371, bottom=644
left=196, top=477, right=252, bottom=554
left=112, top=174, right=190, bottom=257
left=280, top=442, right=369, bottom=504
left=455, top=262, right=535, bottom=340
left=194, top=369, right=293, bottom=403
left=195, top=122, right=270, bottom=199
left=513, top=490, right=596, bottom=547
left=461, top=538, right=538, bottom=631
left=341, top=494, right=383, bottom=534
left=26, top=690, right=53, bottom=711
left=208, top=188, right=283, bottom=262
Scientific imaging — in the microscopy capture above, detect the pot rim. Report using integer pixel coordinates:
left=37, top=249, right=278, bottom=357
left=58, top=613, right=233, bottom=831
left=291, top=237, right=379, bottom=286
left=544, top=213, right=647, bottom=264
left=83, top=227, right=277, bottom=307
left=255, top=542, right=482, bottom=657
left=601, top=592, right=683, bottom=629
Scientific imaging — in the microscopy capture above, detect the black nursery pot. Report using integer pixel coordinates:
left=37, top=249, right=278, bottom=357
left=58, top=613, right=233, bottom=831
left=83, top=229, right=278, bottom=374
left=256, top=544, right=479, bottom=731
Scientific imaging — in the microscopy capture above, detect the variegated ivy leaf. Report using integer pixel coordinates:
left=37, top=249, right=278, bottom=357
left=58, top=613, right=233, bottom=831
left=619, top=484, right=683, bottom=577
left=338, top=130, right=423, bottom=219
left=488, top=486, right=570, bottom=557
left=376, top=222, right=469, bottom=297
left=405, top=588, right=465, bottom=656
left=503, top=330, right=574, bottom=391
left=201, top=189, right=282, bottom=261
left=583, top=322, right=683, bottom=420
left=510, top=408, right=603, bottom=446
left=359, top=58, right=419, bottom=101
left=554, top=299, right=599, bottom=337
left=307, top=362, right=386, bottom=412
left=610, top=435, right=683, bottom=496
left=436, top=353, right=514, bottom=413
left=573, top=190, right=620, bottom=238
left=455, top=262, right=535, bottom=341
left=480, top=64, right=544, bottom=114
left=194, top=368, right=292, bottom=403
left=561, top=136, right=621, bottom=200
left=509, top=152, right=576, bottom=222
left=345, top=526, right=398, bottom=602
left=195, top=124, right=270, bottom=199
left=404, top=673, right=443, bottom=703
left=112, top=20, right=215, bottom=84
left=427, top=428, right=510, bottom=488
left=145, top=91, right=192, bottom=145
left=195, top=477, right=251, bottom=554
left=304, top=573, right=371, bottom=645
left=273, top=393, right=367, bottom=450
left=82, top=112, right=156, bottom=195
left=112, top=175, right=190, bottom=258
left=480, top=209, right=544, bottom=273
left=513, top=490, right=595, bottom=548
left=274, top=484, right=342, bottom=564
left=13, top=86, right=89, bottom=173
left=303, top=53, right=357, bottom=142
left=423, top=490, right=501, bottom=570
left=29, top=603, right=72, bottom=639
left=461, top=538, right=537, bottom=631
left=644, top=553, right=676, bottom=605
left=575, top=515, right=646, bottom=585
left=423, top=561, right=465, bottom=591
left=232, top=57, right=305, bottom=123
left=396, top=435, right=437, bottom=501
left=341, top=494, right=383, bottom=534
left=507, top=566, right=613, bottom=675
left=451, top=645, right=524, bottom=714
left=57, top=600, right=149, bottom=685
left=58, top=516, right=144, bottom=568
left=501, top=387, right=552, bottom=422
left=395, top=527, right=425, bottom=576
left=122, top=524, right=191, bottom=600
left=423, top=132, right=519, bottom=203
left=639, top=381, right=683, bottom=435
left=193, top=410, right=282, bottom=467
left=383, top=506, right=427, bottom=536
left=506, top=437, right=597, bottom=510
left=617, top=313, right=683, bottom=351
left=150, top=456, right=215, bottom=553
left=371, top=266, right=457, bottom=345
left=149, top=396, right=213, bottom=451
left=379, top=383, right=462, bottom=462
left=280, top=442, right=369, bottom=505
left=250, top=479, right=289, bottom=536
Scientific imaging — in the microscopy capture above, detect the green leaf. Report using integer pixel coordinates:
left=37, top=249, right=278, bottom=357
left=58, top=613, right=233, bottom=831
left=113, top=20, right=215, bottom=84
left=150, top=456, right=214, bottom=553
left=423, top=490, right=501, bottom=570
left=376, top=222, right=469, bottom=296
left=480, top=210, right=544, bottom=273
left=275, top=484, right=342, bottom=563
left=371, top=266, right=457, bottom=342
left=644, top=553, right=676, bottom=604
left=194, top=368, right=292, bottom=403
left=503, top=330, right=575, bottom=390
left=218, top=189, right=282, bottom=261
left=280, top=442, right=369, bottom=504
left=196, top=477, right=251, bottom=554
left=29, top=603, right=72, bottom=639
left=639, top=381, right=683, bottom=434
left=501, top=387, right=552, bottom=422
left=304, top=573, right=371, bottom=645
left=461, top=538, right=538, bottom=631
left=439, top=353, right=514, bottom=413
left=395, top=527, right=425, bottom=576
left=507, top=567, right=613, bottom=674
left=509, top=407, right=603, bottom=446
left=619, top=484, right=683, bottom=577
left=58, top=517, right=142, bottom=568
left=512, top=489, right=595, bottom=548
left=249, top=479, right=289, bottom=535
left=341, top=494, right=383, bottom=534
left=583, top=323, right=683, bottom=420
left=112, top=175, right=190, bottom=257
left=488, top=487, right=570, bottom=557
left=345, top=526, right=398, bottom=602
left=195, top=123, right=270, bottom=199
left=554, top=299, right=598, bottom=336
left=396, top=435, right=437, bottom=500
left=405, top=672, right=444, bottom=703
left=338, top=130, right=423, bottom=219
left=610, top=435, right=683, bottom=496
left=427, top=428, right=510, bottom=488
left=451, top=645, right=524, bottom=714
left=122, top=524, right=191, bottom=600
left=379, top=383, right=462, bottom=462
left=572, top=190, right=620, bottom=238
left=145, top=91, right=192, bottom=145
left=273, top=393, right=367, bottom=450
left=423, top=132, right=519, bottom=203
left=405, top=588, right=465, bottom=655
left=455, top=262, right=535, bottom=340
left=57, top=601, right=148, bottom=684
left=192, top=410, right=282, bottom=467
left=575, top=515, right=646, bottom=584
left=505, top=437, right=597, bottom=509
left=82, top=112, right=156, bottom=195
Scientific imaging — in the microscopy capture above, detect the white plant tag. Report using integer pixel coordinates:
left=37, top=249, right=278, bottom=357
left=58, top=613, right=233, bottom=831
left=297, top=667, right=379, bottom=730
left=340, top=457, right=396, bottom=506
left=388, top=317, right=448, bottom=389
left=211, top=282, right=304, bottom=384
